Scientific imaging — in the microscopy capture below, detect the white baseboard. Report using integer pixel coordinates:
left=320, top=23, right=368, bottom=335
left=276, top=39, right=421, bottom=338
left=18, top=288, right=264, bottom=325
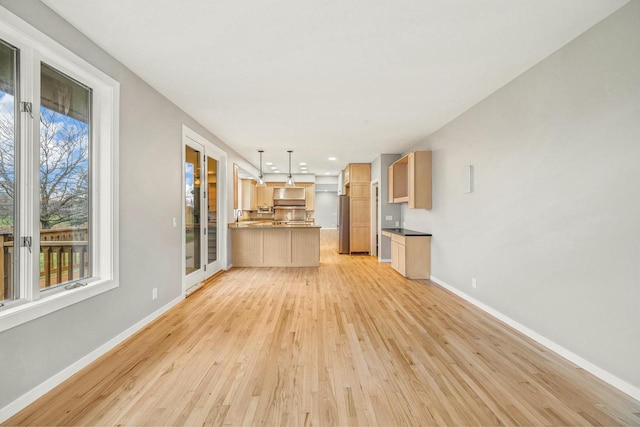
left=0, top=295, right=184, bottom=423
left=429, top=275, right=640, bottom=403
left=379, top=258, right=391, bottom=263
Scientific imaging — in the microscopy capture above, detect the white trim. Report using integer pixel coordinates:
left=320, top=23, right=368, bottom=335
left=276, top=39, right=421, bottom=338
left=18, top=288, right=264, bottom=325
left=0, top=280, right=117, bottom=333
left=0, top=295, right=183, bottom=423
left=379, top=258, right=391, bottom=263
left=429, top=275, right=640, bottom=403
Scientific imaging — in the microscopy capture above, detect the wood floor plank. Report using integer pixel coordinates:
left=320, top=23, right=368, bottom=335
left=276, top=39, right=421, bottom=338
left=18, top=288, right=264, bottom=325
left=4, top=229, right=640, bottom=426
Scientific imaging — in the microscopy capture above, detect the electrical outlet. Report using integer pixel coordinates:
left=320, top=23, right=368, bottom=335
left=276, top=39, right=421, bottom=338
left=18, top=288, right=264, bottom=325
left=152, top=288, right=158, bottom=300
left=172, top=217, right=177, bottom=228
left=385, top=215, right=393, bottom=221
left=472, top=278, right=477, bottom=289
left=395, top=221, right=399, bottom=227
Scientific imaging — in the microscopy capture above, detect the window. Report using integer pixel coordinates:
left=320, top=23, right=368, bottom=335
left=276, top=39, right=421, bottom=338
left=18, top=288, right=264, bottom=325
left=0, top=38, right=18, bottom=304
left=40, top=63, right=92, bottom=291
left=0, top=9, right=119, bottom=332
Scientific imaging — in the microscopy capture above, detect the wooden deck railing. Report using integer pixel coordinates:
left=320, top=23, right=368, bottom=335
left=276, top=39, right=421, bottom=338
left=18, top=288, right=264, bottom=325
left=1, top=226, right=89, bottom=300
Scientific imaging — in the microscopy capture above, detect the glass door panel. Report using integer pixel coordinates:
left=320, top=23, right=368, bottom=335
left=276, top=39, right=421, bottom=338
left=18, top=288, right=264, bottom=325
left=206, top=156, right=217, bottom=264
left=185, top=145, right=201, bottom=275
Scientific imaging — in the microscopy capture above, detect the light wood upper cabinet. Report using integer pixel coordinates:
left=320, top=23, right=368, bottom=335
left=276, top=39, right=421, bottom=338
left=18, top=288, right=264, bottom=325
left=388, top=151, right=432, bottom=209
left=304, top=183, right=315, bottom=211
left=241, top=179, right=257, bottom=211
left=259, top=182, right=313, bottom=210
left=233, top=164, right=239, bottom=210
left=256, top=185, right=274, bottom=207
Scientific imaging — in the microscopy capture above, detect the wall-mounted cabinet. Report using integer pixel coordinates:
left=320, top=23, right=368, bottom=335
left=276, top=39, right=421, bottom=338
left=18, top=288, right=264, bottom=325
left=257, top=182, right=314, bottom=210
left=256, top=185, right=274, bottom=207
left=241, top=179, right=257, bottom=211
left=388, top=151, right=432, bottom=209
left=303, top=183, right=315, bottom=211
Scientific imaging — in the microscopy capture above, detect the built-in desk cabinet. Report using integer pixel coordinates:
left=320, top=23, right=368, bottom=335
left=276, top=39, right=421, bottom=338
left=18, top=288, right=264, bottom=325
left=382, top=229, right=431, bottom=279
left=388, top=151, right=432, bottom=209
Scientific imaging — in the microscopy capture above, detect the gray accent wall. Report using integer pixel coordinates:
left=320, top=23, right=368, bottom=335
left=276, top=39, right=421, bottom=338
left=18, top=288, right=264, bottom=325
left=0, top=0, right=252, bottom=410
left=402, top=1, right=640, bottom=389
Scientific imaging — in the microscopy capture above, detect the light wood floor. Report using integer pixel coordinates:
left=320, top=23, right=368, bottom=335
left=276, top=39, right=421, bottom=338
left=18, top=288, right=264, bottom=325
left=6, top=230, right=640, bottom=426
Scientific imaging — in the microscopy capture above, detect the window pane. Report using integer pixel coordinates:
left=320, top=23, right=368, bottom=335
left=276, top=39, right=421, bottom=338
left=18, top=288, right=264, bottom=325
left=40, top=63, right=91, bottom=290
left=185, top=146, right=201, bottom=275
left=0, top=40, right=18, bottom=303
left=207, top=156, right=217, bottom=264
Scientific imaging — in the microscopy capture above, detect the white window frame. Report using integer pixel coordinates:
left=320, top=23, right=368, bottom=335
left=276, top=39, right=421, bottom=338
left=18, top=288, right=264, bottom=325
left=0, top=7, right=119, bottom=332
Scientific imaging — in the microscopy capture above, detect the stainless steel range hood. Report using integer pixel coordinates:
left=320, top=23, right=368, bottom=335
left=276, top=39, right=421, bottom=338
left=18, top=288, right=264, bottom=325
left=273, top=187, right=306, bottom=221
left=273, top=187, right=306, bottom=206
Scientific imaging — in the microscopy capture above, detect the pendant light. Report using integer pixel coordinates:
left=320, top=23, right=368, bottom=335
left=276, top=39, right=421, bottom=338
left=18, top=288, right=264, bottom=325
left=256, top=150, right=266, bottom=187
left=285, top=150, right=295, bottom=187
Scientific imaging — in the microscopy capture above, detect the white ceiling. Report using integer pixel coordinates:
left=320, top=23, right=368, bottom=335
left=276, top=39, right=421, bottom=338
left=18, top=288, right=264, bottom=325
left=42, top=0, right=628, bottom=176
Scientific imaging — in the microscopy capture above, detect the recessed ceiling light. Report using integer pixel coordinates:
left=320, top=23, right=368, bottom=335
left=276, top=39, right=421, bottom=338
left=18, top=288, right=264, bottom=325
left=300, top=166, right=307, bottom=170
left=270, top=166, right=277, bottom=170
left=299, top=162, right=307, bottom=166
left=328, top=157, right=337, bottom=161
left=274, top=170, right=280, bottom=173
left=301, top=171, right=308, bottom=174
left=325, top=172, right=331, bottom=175
left=265, top=162, right=273, bottom=166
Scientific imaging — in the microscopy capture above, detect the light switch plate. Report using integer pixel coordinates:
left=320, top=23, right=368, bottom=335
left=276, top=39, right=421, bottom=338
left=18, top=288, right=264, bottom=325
left=386, top=215, right=393, bottom=221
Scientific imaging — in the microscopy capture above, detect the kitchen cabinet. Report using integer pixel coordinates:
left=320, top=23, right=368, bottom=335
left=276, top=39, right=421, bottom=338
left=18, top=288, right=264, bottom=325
left=388, top=151, right=432, bottom=209
left=258, top=182, right=316, bottom=211
left=343, top=163, right=369, bottom=193
left=304, top=183, right=315, bottom=211
left=259, top=182, right=314, bottom=211
left=230, top=225, right=320, bottom=267
left=382, top=229, right=431, bottom=279
left=256, top=185, right=274, bottom=207
left=241, top=179, right=257, bottom=211
left=344, top=163, right=371, bottom=253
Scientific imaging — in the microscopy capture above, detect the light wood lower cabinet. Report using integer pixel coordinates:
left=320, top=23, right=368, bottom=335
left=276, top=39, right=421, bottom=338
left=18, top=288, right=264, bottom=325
left=383, top=231, right=431, bottom=279
left=231, top=227, right=320, bottom=267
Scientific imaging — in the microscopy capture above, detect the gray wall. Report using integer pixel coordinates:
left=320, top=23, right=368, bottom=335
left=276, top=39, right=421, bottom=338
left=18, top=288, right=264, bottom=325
left=402, top=1, right=640, bottom=389
left=314, top=176, right=338, bottom=228
left=314, top=192, right=338, bottom=228
left=371, top=154, right=402, bottom=260
left=0, top=0, right=252, bottom=409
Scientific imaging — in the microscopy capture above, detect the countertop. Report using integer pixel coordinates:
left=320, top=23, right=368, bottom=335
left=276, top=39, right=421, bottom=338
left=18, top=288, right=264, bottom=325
left=382, top=228, right=432, bottom=237
left=229, top=221, right=321, bottom=229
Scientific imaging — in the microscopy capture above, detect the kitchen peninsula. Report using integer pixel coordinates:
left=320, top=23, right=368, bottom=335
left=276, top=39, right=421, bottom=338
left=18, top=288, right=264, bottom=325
left=230, top=222, right=320, bottom=267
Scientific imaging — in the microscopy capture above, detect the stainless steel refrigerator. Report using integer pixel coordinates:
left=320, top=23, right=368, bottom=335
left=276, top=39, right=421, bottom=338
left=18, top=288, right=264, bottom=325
left=337, top=195, right=350, bottom=254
